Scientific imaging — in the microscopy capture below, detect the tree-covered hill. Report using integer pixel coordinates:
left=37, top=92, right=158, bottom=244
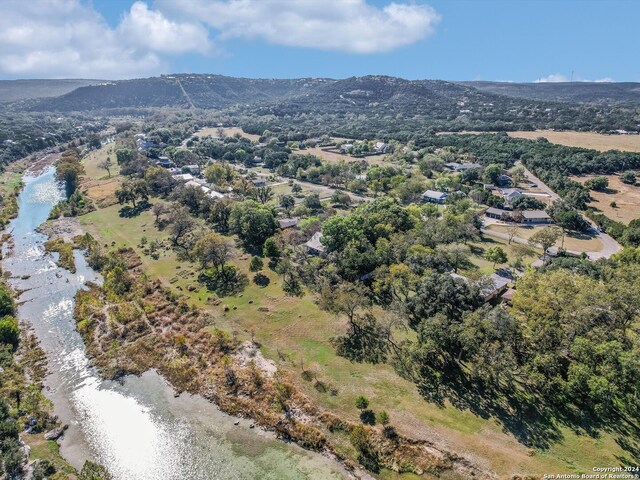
left=0, top=79, right=104, bottom=103
left=12, top=74, right=640, bottom=132
left=460, top=80, right=640, bottom=105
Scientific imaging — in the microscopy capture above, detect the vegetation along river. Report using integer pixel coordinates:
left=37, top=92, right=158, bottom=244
left=2, top=166, right=349, bottom=480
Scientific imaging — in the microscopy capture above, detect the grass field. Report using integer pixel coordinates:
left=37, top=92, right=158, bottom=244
left=191, top=127, right=261, bottom=142
left=486, top=224, right=604, bottom=252
left=508, top=130, right=640, bottom=152
left=77, top=198, right=632, bottom=478
left=295, top=146, right=391, bottom=166
left=81, top=145, right=121, bottom=206
left=571, top=174, right=640, bottom=225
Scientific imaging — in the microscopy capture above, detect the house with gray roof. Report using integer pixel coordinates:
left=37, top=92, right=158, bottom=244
left=422, top=190, right=448, bottom=204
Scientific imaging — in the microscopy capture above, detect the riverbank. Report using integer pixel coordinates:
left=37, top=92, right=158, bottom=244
left=4, top=166, right=361, bottom=480
left=71, top=238, right=488, bottom=479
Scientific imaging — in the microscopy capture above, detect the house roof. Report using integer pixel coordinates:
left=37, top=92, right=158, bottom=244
left=446, top=162, right=482, bottom=171
left=480, top=273, right=512, bottom=298
left=486, top=207, right=507, bottom=216
left=207, top=190, right=225, bottom=199
left=278, top=217, right=300, bottom=229
left=172, top=173, right=194, bottom=182
left=422, top=190, right=448, bottom=199
left=522, top=210, right=550, bottom=219
left=305, top=231, right=325, bottom=252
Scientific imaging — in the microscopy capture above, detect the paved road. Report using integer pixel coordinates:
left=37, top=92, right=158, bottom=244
left=515, top=160, right=559, bottom=201
left=515, top=162, right=622, bottom=259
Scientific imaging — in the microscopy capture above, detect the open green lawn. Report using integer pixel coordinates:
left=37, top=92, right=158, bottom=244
left=467, top=234, right=541, bottom=274
left=83, top=144, right=119, bottom=181
left=23, top=434, right=77, bottom=478
left=78, top=200, right=631, bottom=478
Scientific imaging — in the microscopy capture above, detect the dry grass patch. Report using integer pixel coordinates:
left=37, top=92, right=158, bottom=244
left=508, top=130, right=640, bottom=152
left=487, top=224, right=603, bottom=252
left=571, top=174, right=640, bottom=225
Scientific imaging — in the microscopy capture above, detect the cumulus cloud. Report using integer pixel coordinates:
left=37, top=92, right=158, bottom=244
left=0, top=0, right=211, bottom=78
left=118, top=2, right=211, bottom=55
left=157, top=0, right=441, bottom=54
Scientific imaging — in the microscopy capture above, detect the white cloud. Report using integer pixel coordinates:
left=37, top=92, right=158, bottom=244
left=118, top=2, right=211, bottom=55
left=157, top=0, right=440, bottom=54
left=0, top=0, right=211, bottom=79
left=534, top=74, right=569, bottom=83
left=535, top=73, right=616, bottom=83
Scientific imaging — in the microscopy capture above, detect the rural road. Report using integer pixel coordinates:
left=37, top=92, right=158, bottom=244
left=516, top=161, right=622, bottom=259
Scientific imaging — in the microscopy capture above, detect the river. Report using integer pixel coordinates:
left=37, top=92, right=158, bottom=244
left=2, top=167, right=349, bottom=480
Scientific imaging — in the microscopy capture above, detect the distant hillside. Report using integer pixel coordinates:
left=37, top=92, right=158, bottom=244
left=460, top=81, right=640, bottom=105
left=0, top=79, right=104, bottom=103
left=15, top=74, right=640, bottom=133
left=24, top=74, right=334, bottom=111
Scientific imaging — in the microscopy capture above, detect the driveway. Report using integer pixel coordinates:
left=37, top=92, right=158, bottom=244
left=515, top=162, right=622, bottom=259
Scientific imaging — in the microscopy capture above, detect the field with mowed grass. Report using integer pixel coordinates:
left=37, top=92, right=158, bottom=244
left=76, top=197, right=632, bottom=478
left=486, top=223, right=604, bottom=253
left=81, top=144, right=121, bottom=207
left=508, top=130, right=640, bottom=152
left=571, top=174, right=640, bottom=224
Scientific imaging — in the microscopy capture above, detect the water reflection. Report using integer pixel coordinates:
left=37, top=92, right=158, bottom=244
left=3, top=167, right=348, bottom=480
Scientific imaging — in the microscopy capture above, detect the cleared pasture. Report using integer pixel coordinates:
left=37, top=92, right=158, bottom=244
left=572, top=174, right=640, bottom=224
left=508, top=130, right=640, bottom=152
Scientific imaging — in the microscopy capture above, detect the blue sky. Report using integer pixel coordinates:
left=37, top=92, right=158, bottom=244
left=1, top=0, right=637, bottom=81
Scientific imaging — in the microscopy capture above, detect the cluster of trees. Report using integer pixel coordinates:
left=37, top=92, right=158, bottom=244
left=0, top=112, right=105, bottom=169
left=55, top=148, right=85, bottom=198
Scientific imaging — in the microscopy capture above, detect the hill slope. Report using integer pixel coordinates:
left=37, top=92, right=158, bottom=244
left=24, top=74, right=334, bottom=111
left=16, top=74, right=640, bottom=133
left=0, top=79, right=104, bottom=103
left=460, top=81, right=640, bottom=105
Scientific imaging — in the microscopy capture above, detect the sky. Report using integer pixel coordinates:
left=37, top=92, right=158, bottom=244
left=0, top=0, right=637, bottom=82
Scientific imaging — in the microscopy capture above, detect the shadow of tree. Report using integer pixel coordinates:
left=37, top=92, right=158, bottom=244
left=198, top=266, right=248, bottom=296
left=412, top=367, right=640, bottom=458
left=119, top=201, right=151, bottom=218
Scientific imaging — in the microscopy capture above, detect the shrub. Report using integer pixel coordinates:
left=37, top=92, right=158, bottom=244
left=0, top=315, right=19, bottom=349
left=249, top=256, right=263, bottom=272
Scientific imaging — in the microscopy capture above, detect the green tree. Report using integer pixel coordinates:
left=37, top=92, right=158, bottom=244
left=303, top=193, right=322, bottom=210
left=79, top=461, right=112, bottom=480
left=115, top=148, right=135, bottom=165
left=262, top=237, right=280, bottom=259
left=251, top=186, right=274, bottom=204
left=355, top=395, right=369, bottom=410
left=529, top=226, right=562, bottom=259
left=278, top=194, right=295, bottom=214
left=229, top=200, right=278, bottom=250
left=249, top=256, right=264, bottom=272
left=483, top=163, right=502, bottom=185
left=193, top=232, right=231, bottom=272
left=377, top=410, right=390, bottom=426
left=115, top=179, right=148, bottom=208
left=0, top=284, right=15, bottom=317
left=204, top=162, right=235, bottom=185
left=56, top=152, right=85, bottom=198
left=620, top=171, right=636, bottom=185
left=98, top=157, right=113, bottom=178
left=0, top=315, right=19, bottom=349
left=584, top=176, right=609, bottom=191
left=484, top=246, right=507, bottom=269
